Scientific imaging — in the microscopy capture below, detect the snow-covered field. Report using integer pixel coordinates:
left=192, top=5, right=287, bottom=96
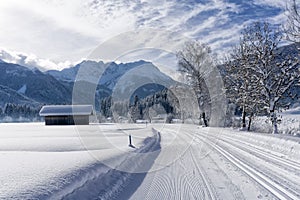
left=1, top=123, right=300, bottom=199
left=0, top=123, right=160, bottom=199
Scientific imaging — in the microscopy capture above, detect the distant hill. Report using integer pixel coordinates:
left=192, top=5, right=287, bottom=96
left=0, top=85, right=39, bottom=107
left=0, top=62, right=72, bottom=105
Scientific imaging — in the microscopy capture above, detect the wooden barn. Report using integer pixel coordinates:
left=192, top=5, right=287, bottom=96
left=39, top=105, right=94, bottom=125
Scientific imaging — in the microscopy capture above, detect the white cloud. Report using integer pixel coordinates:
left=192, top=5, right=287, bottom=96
left=0, top=48, right=76, bottom=71
left=0, top=0, right=288, bottom=70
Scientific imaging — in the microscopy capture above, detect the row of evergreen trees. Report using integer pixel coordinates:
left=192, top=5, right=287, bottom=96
left=0, top=103, right=41, bottom=121
left=99, top=88, right=180, bottom=123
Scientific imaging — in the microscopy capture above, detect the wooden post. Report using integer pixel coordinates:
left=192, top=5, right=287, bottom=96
left=203, top=112, right=208, bottom=127
left=129, top=134, right=132, bottom=146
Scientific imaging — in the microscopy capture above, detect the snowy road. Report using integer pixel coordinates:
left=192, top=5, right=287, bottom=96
left=128, top=124, right=300, bottom=200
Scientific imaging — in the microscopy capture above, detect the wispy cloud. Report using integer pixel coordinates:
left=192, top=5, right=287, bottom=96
left=0, top=0, right=288, bottom=70
left=253, top=0, right=286, bottom=8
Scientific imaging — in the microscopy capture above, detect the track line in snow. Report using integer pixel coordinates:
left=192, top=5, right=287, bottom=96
left=210, top=134, right=300, bottom=197
left=57, top=129, right=162, bottom=200
left=177, top=156, right=205, bottom=199
left=220, top=134, right=300, bottom=172
left=130, top=128, right=218, bottom=200
left=196, top=132, right=300, bottom=200
left=188, top=144, right=217, bottom=200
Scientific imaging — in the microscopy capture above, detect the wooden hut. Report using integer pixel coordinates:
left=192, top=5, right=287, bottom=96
left=39, top=105, right=94, bottom=125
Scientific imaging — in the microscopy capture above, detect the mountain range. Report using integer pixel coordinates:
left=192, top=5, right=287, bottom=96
left=0, top=59, right=175, bottom=110
left=0, top=42, right=299, bottom=113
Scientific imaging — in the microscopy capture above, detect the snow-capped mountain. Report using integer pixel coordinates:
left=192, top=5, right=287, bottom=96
left=47, top=60, right=103, bottom=83
left=47, top=60, right=175, bottom=102
left=0, top=62, right=72, bottom=105
left=0, top=85, right=39, bottom=107
left=47, top=60, right=174, bottom=91
left=0, top=59, right=176, bottom=110
left=110, top=62, right=175, bottom=101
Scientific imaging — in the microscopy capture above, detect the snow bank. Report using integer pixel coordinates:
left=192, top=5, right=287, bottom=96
left=56, top=128, right=161, bottom=200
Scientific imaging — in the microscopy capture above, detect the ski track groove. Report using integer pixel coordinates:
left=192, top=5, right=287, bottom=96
left=151, top=128, right=245, bottom=200
left=192, top=138, right=246, bottom=200
left=135, top=128, right=214, bottom=199
left=215, top=136, right=300, bottom=197
left=220, top=134, right=300, bottom=172
left=177, top=156, right=204, bottom=199
left=195, top=131, right=300, bottom=200
left=187, top=171, right=206, bottom=199
left=176, top=130, right=217, bottom=199
left=188, top=144, right=217, bottom=200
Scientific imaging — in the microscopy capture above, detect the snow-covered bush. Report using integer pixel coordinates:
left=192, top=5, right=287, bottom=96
left=247, top=114, right=300, bottom=136
left=251, top=116, right=273, bottom=133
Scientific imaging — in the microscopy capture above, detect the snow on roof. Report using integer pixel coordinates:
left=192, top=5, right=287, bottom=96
left=39, top=105, right=94, bottom=116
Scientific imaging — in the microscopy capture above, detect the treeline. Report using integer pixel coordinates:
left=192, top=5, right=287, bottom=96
left=0, top=103, right=42, bottom=121
left=99, top=88, right=181, bottom=123
left=128, top=88, right=180, bottom=123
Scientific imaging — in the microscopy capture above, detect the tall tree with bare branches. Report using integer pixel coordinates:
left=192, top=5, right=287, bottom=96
left=225, top=22, right=300, bottom=133
left=177, top=41, right=212, bottom=126
left=285, top=0, right=300, bottom=42
left=223, top=37, right=263, bottom=131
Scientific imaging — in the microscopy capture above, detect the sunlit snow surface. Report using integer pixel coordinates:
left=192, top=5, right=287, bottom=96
left=0, top=123, right=155, bottom=199
left=1, top=123, right=300, bottom=199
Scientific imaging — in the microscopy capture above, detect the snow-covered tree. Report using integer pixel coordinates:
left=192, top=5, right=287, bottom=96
left=100, top=96, right=112, bottom=118
left=285, top=0, right=300, bottom=42
left=238, top=22, right=299, bottom=134
left=223, top=41, right=263, bottom=131
left=177, top=41, right=212, bottom=126
left=129, top=95, right=143, bottom=123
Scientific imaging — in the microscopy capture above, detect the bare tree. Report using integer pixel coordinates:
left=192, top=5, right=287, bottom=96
left=177, top=41, right=212, bottom=126
left=223, top=39, right=263, bottom=131
left=285, top=0, right=300, bottom=42
left=238, top=22, right=299, bottom=134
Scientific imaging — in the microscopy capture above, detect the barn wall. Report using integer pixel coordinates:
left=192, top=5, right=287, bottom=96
left=73, top=115, right=89, bottom=125
left=45, top=115, right=89, bottom=125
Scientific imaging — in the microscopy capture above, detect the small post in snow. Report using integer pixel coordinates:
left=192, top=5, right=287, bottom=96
left=128, top=134, right=133, bottom=147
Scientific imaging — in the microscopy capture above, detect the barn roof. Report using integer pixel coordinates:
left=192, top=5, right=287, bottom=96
left=39, top=105, right=94, bottom=116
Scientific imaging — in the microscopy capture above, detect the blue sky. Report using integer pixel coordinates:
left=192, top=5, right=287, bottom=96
left=0, top=0, right=288, bottom=70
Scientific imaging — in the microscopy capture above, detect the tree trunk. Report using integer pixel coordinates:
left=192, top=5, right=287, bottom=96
left=202, top=112, right=208, bottom=127
left=247, top=113, right=253, bottom=131
left=241, top=106, right=246, bottom=129
left=273, top=122, right=278, bottom=134
left=270, top=110, right=278, bottom=134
